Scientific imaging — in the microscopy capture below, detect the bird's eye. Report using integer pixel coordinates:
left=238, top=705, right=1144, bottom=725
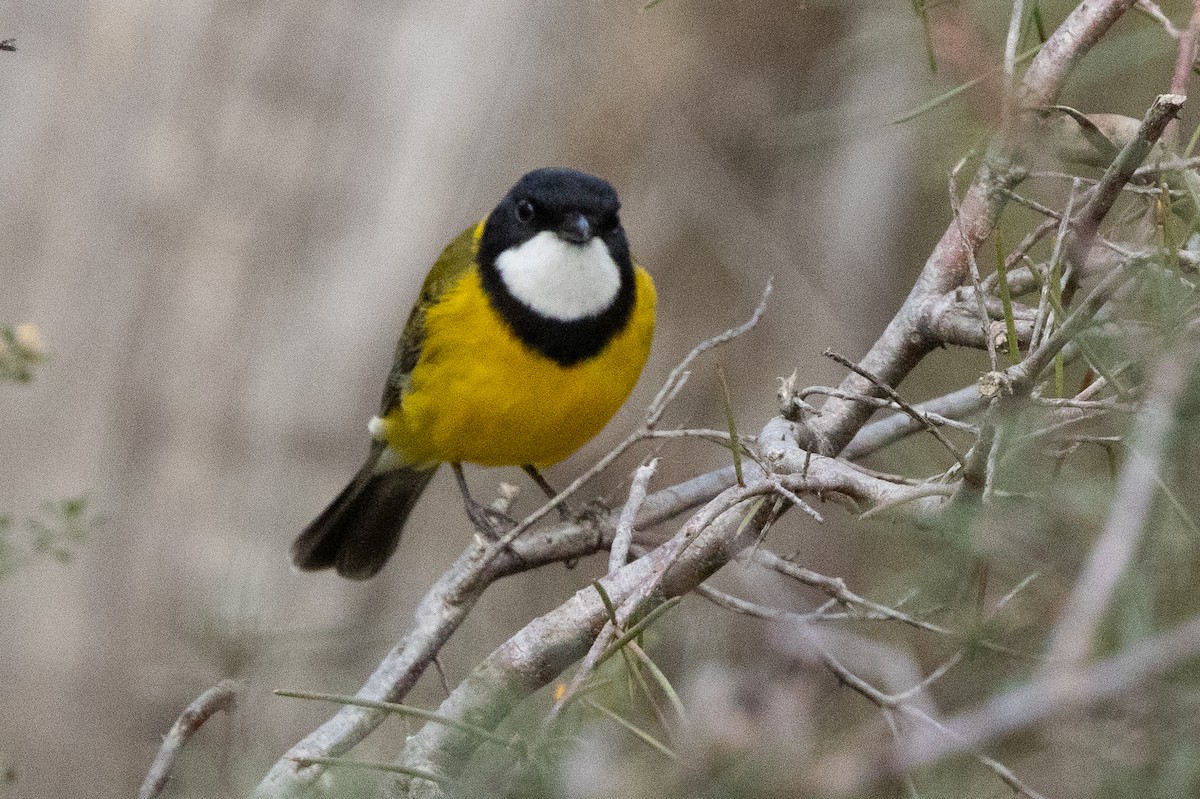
left=515, top=199, right=535, bottom=223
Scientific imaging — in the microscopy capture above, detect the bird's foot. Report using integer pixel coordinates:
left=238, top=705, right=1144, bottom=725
left=522, top=465, right=577, bottom=521
left=463, top=496, right=515, bottom=540
left=577, top=497, right=611, bottom=525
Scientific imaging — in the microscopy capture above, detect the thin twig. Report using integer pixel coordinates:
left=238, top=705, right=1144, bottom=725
left=140, top=680, right=239, bottom=799
left=949, top=168, right=1001, bottom=371
left=823, top=349, right=968, bottom=469
left=648, top=278, right=775, bottom=423
left=772, top=620, right=1046, bottom=799
left=770, top=478, right=825, bottom=523
left=799, top=386, right=979, bottom=433
left=1072, top=93, right=1186, bottom=267
left=1137, top=0, right=1183, bottom=38
left=1002, top=0, right=1028, bottom=130
left=609, top=459, right=658, bottom=574
left=749, top=549, right=956, bottom=638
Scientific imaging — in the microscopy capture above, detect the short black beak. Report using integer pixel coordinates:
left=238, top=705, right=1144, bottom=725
left=558, top=212, right=592, bottom=244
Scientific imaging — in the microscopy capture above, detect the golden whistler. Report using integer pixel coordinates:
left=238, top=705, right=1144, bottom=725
left=293, top=168, right=656, bottom=579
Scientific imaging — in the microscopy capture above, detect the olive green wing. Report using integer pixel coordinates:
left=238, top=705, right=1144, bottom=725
left=379, top=221, right=484, bottom=414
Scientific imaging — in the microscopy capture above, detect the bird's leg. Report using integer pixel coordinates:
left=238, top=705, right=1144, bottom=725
left=522, top=465, right=573, bottom=521
left=451, top=462, right=513, bottom=539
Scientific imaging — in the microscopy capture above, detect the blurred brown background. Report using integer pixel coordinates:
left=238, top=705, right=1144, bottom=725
left=0, top=1, right=1186, bottom=796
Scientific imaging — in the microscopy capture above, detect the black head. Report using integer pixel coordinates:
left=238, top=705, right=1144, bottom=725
left=480, top=167, right=625, bottom=257
left=477, top=168, right=637, bottom=366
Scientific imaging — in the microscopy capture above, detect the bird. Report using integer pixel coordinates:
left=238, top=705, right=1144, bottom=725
left=292, top=168, right=657, bottom=579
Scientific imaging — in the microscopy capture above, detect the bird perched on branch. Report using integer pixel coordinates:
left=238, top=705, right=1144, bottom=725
left=292, top=168, right=657, bottom=579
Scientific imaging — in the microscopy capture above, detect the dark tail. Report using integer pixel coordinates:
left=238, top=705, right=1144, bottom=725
left=292, top=445, right=438, bottom=580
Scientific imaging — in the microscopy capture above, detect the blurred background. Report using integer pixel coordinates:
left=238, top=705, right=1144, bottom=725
left=0, top=0, right=1193, bottom=796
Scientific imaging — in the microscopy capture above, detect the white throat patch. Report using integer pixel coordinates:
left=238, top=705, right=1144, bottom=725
left=493, top=231, right=621, bottom=322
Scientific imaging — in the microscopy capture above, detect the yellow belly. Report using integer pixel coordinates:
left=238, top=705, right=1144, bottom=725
left=381, top=266, right=656, bottom=467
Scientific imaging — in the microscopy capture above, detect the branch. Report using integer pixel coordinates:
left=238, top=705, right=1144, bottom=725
left=383, top=448, right=963, bottom=796
left=921, top=291, right=1036, bottom=351
left=760, top=418, right=957, bottom=518
left=139, top=680, right=239, bottom=799
left=1136, top=0, right=1183, bottom=38
left=1019, top=0, right=1140, bottom=108
left=748, top=549, right=958, bottom=637
left=797, top=0, right=1140, bottom=456
left=393, top=486, right=775, bottom=797
left=840, top=385, right=988, bottom=461
left=250, top=467, right=732, bottom=797
left=609, top=458, right=658, bottom=574
left=714, top=573, right=1046, bottom=799
left=1070, top=92, right=1185, bottom=268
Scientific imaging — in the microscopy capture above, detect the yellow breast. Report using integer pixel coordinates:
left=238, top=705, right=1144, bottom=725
left=380, top=265, right=656, bottom=467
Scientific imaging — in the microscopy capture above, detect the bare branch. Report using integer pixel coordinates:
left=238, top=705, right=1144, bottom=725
left=1136, top=0, right=1184, bottom=37
left=140, top=680, right=239, bottom=799
left=748, top=549, right=957, bottom=637
left=841, top=386, right=988, bottom=461
left=921, top=291, right=1036, bottom=350
left=1070, top=93, right=1186, bottom=268
left=823, top=349, right=968, bottom=469
left=648, top=278, right=774, bottom=423
left=798, top=0, right=1141, bottom=457
left=392, top=488, right=774, bottom=797
left=609, top=459, right=658, bottom=574
left=252, top=467, right=734, bottom=797
left=1019, top=0, right=1140, bottom=108
left=766, top=607, right=1046, bottom=798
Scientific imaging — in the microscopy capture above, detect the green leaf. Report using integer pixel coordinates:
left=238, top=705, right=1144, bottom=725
left=717, top=365, right=744, bottom=487
left=910, top=0, right=938, bottom=73
left=597, top=597, right=683, bottom=667
left=994, top=230, right=1022, bottom=365
left=584, top=699, right=678, bottom=760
